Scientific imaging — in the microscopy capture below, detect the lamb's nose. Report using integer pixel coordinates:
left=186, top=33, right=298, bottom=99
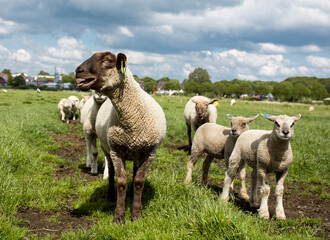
left=282, top=130, right=289, bottom=135
left=232, top=128, right=237, bottom=134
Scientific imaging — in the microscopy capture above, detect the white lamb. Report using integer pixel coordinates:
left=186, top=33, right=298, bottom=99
left=80, top=90, right=107, bottom=175
left=76, top=51, right=166, bottom=223
left=184, top=96, right=218, bottom=153
left=230, top=99, right=236, bottom=107
left=221, top=113, right=301, bottom=220
left=36, top=88, right=41, bottom=94
left=309, top=106, right=314, bottom=112
left=58, top=98, right=72, bottom=124
left=68, top=95, right=80, bottom=120
left=185, top=114, right=258, bottom=200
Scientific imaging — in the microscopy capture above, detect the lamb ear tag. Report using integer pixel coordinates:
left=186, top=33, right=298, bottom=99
left=264, top=113, right=270, bottom=121
left=213, top=101, right=219, bottom=106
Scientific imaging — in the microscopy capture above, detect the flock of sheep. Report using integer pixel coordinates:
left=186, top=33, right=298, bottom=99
left=56, top=51, right=301, bottom=223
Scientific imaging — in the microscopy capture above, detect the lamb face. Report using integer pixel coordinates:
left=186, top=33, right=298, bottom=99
left=261, top=114, right=301, bottom=140
left=227, top=114, right=259, bottom=137
left=191, top=98, right=218, bottom=121
left=93, top=91, right=107, bottom=104
left=75, top=51, right=127, bottom=91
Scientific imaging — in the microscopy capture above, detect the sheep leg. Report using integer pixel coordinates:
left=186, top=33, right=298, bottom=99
left=90, top=136, right=98, bottom=175
left=103, top=156, right=109, bottom=179
left=60, top=109, right=65, bottom=122
left=72, top=109, right=76, bottom=120
left=238, top=164, right=249, bottom=200
left=111, top=151, right=127, bottom=224
left=221, top=153, right=241, bottom=202
left=258, top=169, right=270, bottom=219
left=106, top=155, right=115, bottom=202
left=131, top=150, right=155, bottom=221
left=249, top=169, right=259, bottom=207
left=186, top=123, right=192, bottom=154
left=201, top=155, right=213, bottom=185
left=275, top=169, right=288, bottom=220
left=85, top=137, right=92, bottom=168
left=184, top=149, right=202, bottom=184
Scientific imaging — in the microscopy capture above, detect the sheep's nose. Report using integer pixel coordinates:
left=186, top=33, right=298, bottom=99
left=232, top=128, right=237, bottom=134
left=282, top=129, right=289, bottom=135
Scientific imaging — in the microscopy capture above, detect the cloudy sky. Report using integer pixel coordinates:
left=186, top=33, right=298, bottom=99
left=1, top=0, right=330, bottom=82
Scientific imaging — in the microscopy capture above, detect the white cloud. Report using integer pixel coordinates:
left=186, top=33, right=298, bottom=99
left=259, top=43, right=287, bottom=53
left=306, top=55, right=330, bottom=68
left=238, top=73, right=258, bottom=80
left=13, top=49, right=31, bottom=62
left=118, top=26, right=134, bottom=37
left=46, top=37, right=86, bottom=59
left=0, top=18, right=24, bottom=35
left=299, top=45, right=322, bottom=52
left=125, top=50, right=164, bottom=65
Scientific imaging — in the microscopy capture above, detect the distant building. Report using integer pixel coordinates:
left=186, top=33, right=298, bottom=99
left=0, top=73, right=8, bottom=86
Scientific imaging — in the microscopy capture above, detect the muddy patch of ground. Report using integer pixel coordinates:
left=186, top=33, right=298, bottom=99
left=165, top=144, right=330, bottom=239
left=16, top=121, right=101, bottom=239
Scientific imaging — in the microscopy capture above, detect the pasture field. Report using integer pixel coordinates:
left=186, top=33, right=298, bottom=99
left=0, top=89, right=329, bottom=239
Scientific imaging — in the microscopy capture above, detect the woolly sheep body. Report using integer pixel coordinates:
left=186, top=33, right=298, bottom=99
left=185, top=115, right=258, bottom=200
left=58, top=98, right=72, bottom=124
left=76, top=51, right=166, bottom=223
left=68, top=95, right=80, bottom=120
left=221, top=114, right=301, bottom=220
left=184, top=96, right=218, bottom=152
left=80, top=91, right=107, bottom=174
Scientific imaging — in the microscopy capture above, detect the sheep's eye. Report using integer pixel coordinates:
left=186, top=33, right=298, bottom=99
left=275, top=121, right=280, bottom=127
left=242, top=123, right=246, bottom=127
left=290, top=122, right=295, bottom=128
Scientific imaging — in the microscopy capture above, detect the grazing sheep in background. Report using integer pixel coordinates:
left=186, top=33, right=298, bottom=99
left=230, top=99, right=236, bottom=107
left=309, top=106, right=314, bottom=112
left=80, top=90, right=107, bottom=175
left=2, top=89, right=7, bottom=93
left=76, top=51, right=166, bottom=223
left=36, top=88, right=41, bottom=94
left=68, top=95, right=80, bottom=120
left=185, top=114, right=258, bottom=200
left=221, top=113, right=301, bottom=220
left=58, top=98, right=72, bottom=124
left=184, top=96, right=218, bottom=153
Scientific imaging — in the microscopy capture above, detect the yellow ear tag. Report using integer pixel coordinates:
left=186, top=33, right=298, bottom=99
left=121, top=60, right=127, bottom=75
left=213, top=101, right=219, bottom=106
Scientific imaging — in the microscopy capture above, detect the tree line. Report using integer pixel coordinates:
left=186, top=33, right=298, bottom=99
left=2, top=67, right=329, bottom=102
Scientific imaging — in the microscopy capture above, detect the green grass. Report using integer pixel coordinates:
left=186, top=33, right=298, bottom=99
left=0, top=90, right=329, bottom=239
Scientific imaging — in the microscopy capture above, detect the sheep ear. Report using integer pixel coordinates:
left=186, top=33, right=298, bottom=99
left=261, top=113, right=276, bottom=122
left=209, top=99, right=219, bottom=106
left=116, top=53, right=127, bottom=71
left=248, top=114, right=259, bottom=122
left=292, top=114, right=301, bottom=121
left=191, top=98, right=196, bottom=104
left=227, top=114, right=233, bottom=119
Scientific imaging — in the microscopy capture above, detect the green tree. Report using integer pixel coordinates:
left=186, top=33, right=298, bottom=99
left=164, top=79, right=181, bottom=90
left=62, top=73, right=76, bottom=84
left=237, top=82, right=252, bottom=96
left=292, top=83, right=311, bottom=101
left=2, top=68, right=13, bottom=81
left=254, top=84, right=270, bottom=97
left=38, top=70, right=50, bottom=75
left=213, top=82, right=227, bottom=96
left=184, top=81, right=199, bottom=94
left=8, top=74, right=26, bottom=87
left=200, top=81, right=213, bottom=94
left=311, top=83, right=328, bottom=100
left=272, top=82, right=293, bottom=101
left=188, top=67, right=211, bottom=84
left=143, top=76, right=157, bottom=93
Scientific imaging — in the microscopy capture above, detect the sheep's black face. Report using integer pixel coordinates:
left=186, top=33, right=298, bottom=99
left=75, top=52, right=117, bottom=91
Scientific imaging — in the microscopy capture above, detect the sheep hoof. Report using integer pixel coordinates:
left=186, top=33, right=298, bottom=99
left=113, top=214, right=125, bottom=224
left=258, top=209, right=270, bottom=219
